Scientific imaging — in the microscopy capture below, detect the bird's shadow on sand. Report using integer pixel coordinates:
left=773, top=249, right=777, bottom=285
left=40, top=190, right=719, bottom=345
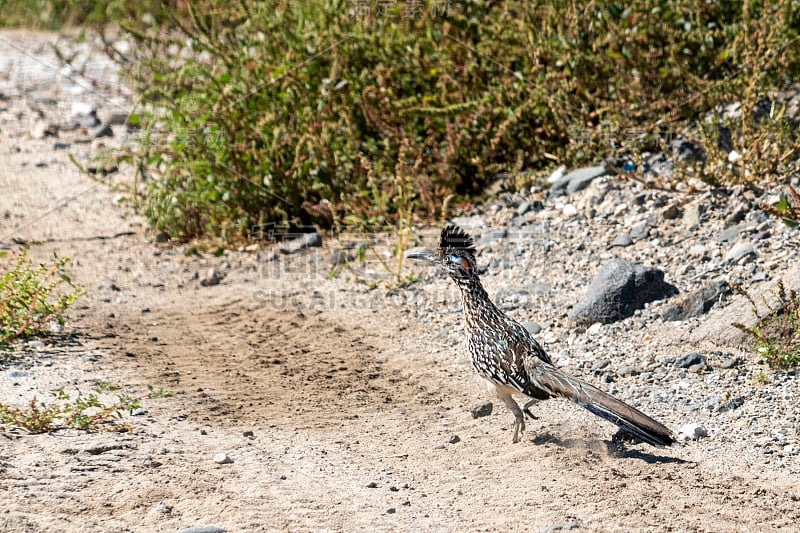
left=530, top=433, right=690, bottom=464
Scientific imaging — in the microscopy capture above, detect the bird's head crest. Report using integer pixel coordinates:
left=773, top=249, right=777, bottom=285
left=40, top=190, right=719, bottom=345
left=439, top=224, right=476, bottom=258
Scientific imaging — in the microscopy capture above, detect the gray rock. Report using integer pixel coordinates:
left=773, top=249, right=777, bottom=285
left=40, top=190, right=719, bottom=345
left=675, top=352, right=707, bottom=369
left=662, top=280, right=731, bottom=321
left=549, top=165, right=607, bottom=196
left=448, top=435, right=461, bottom=444
left=200, top=269, right=222, bottom=286
left=516, top=202, right=532, bottom=217
left=610, top=234, right=633, bottom=247
left=130, top=408, right=148, bottom=416
left=7, top=369, right=28, bottom=378
left=522, top=321, right=542, bottom=335
left=661, top=203, right=682, bottom=220
left=720, top=356, right=741, bottom=369
left=279, top=232, right=322, bottom=254
left=629, top=222, right=649, bottom=240
left=718, top=397, right=745, bottom=412
left=154, top=230, right=171, bottom=243
left=725, top=241, right=756, bottom=264
left=569, top=259, right=676, bottom=325
left=471, top=401, right=493, bottom=418
left=91, top=122, right=114, bottom=139
left=53, top=141, right=70, bottom=150
left=678, top=422, right=709, bottom=440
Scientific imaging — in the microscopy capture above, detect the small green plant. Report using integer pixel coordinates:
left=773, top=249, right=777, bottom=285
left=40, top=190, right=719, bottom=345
left=753, top=369, right=771, bottom=385
left=0, top=247, right=85, bottom=347
left=0, top=382, right=171, bottom=434
left=733, top=280, right=800, bottom=369
left=760, top=184, right=800, bottom=228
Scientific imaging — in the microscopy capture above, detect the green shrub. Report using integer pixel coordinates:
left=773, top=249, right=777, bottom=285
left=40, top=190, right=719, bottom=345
left=79, top=0, right=800, bottom=240
left=733, top=280, right=800, bottom=369
left=0, top=247, right=84, bottom=347
left=0, top=382, right=171, bottom=433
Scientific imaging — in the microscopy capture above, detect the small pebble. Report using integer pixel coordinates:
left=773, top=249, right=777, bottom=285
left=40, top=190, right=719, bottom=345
left=448, top=435, right=461, bottom=444
left=562, top=204, right=578, bottom=217
left=610, top=234, right=633, bottom=247
left=719, top=357, right=741, bottom=369
left=471, top=401, right=493, bottom=418
left=678, top=422, right=709, bottom=441
left=212, top=453, right=233, bottom=464
left=154, top=501, right=172, bottom=514
left=675, top=352, right=707, bottom=369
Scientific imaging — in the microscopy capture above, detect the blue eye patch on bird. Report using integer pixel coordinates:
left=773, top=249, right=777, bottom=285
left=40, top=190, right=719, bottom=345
left=448, top=254, right=470, bottom=270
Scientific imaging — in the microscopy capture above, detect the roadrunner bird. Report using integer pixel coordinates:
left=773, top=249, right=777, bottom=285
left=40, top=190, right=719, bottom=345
left=408, top=224, right=675, bottom=446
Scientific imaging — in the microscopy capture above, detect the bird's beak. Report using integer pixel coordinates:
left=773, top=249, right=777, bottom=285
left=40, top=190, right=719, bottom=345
left=406, top=251, right=438, bottom=264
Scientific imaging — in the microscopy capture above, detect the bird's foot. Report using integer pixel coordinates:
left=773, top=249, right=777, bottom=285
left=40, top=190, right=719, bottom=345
left=512, top=416, right=526, bottom=443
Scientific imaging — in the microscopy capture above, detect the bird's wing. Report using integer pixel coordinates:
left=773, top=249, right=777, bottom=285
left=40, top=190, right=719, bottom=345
left=508, top=320, right=553, bottom=365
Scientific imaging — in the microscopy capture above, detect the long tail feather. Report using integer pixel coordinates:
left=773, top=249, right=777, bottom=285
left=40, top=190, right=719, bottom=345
left=527, top=365, right=675, bottom=447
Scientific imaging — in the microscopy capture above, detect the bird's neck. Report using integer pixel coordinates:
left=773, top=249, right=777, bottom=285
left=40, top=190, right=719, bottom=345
left=455, top=276, right=505, bottom=331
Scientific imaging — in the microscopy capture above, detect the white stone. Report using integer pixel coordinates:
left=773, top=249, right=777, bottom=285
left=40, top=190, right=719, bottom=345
left=71, top=101, right=95, bottom=117
left=586, top=322, right=603, bottom=335
left=562, top=204, right=578, bottom=217
left=678, top=422, right=709, bottom=441
left=212, top=453, right=233, bottom=464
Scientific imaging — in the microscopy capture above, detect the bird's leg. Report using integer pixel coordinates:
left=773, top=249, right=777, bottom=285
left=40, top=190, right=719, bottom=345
left=500, top=395, right=525, bottom=443
left=522, top=399, right=539, bottom=421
